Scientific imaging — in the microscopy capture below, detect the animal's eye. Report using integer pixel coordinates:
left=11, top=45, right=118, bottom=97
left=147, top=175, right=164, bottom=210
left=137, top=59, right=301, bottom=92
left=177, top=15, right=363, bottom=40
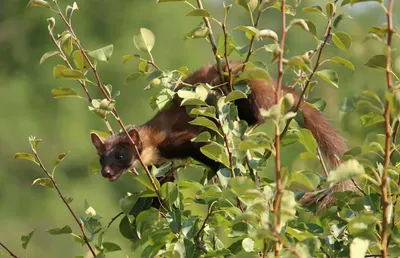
left=115, top=153, right=124, bottom=161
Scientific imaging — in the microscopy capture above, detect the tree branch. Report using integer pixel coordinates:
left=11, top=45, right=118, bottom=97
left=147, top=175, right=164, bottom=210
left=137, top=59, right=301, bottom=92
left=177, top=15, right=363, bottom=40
left=381, top=0, right=394, bottom=256
left=53, top=0, right=162, bottom=202
left=195, top=0, right=225, bottom=83
left=273, top=1, right=287, bottom=256
left=29, top=142, right=96, bottom=257
left=0, top=242, right=19, bottom=258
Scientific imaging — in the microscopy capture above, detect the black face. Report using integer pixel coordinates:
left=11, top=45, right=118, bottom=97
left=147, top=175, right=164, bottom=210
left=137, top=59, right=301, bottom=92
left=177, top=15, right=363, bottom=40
left=100, top=145, right=134, bottom=181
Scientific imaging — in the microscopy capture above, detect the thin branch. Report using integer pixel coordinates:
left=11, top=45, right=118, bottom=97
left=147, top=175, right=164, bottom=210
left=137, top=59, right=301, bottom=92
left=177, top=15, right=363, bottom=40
left=381, top=0, right=394, bottom=256
left=280, top=15, right=334, bottom=138
left=273, top=1, right=287, bottom=256
left=217, top=117, right=235, bottom=178
left=48, top=27, right=114, bottom=135
left=106, top=212, right=123, bottom=229
left=194, top=204, right=214, bottom=254
left=195, top=0, right=225, bottom=83
left=29, top=143, right=96, bottom=257
left=53, top=0, right=162, bottom=202
left=317, top=147, right=329, bottom=177
left=274, top=233, right=302, bottom=258
left=222, top=23, right=232, bottom=91
left=242, top=0, right=263, bottom=71
left=0, top=242, right=19, bottom=258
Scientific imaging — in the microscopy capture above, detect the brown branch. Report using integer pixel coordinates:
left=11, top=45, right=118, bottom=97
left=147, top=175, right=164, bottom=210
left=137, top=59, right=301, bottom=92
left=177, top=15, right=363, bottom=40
left=0, top=242, right=19, bottom=258
left=29, top=143, right=96, bottom=257
left=317, top=147, right=329, bottom=177
left=106, top=212, right=123, bottom=229
left=274, top=233, right=302, bottom=258
left=217, top=115, right=235, bottom=178
left=53, top=1, right=162, bottom=202
left=48, top=26, right=114, bottom=135
left=194, top=204, right=213, bottom=253
left=195, top=0, right=225, bottom=83
left=222, top=23, right=232, bottom=91
left=280, top=16, right=334, bottom=138
left=381, top=0, right=394, bottom=256
left=242, top=0, right=263, bottom=71
left=273, top=1, right=287, bottom=256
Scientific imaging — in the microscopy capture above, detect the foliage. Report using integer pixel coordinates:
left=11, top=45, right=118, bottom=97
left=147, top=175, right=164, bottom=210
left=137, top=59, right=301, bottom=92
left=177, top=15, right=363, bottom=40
left=2, top=0, right=399, bottom=257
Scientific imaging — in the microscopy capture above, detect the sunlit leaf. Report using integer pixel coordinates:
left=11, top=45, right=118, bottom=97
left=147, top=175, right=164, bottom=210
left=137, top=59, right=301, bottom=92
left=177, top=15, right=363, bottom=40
left=327, top=159, right=365, bottom=186
left=51, top=88, right=81, bottom=99
left=47, top=225, right=72, bottom=235
left=185, top=9, right=211, bottom=17
left=88, top=45, right=114, bottom=62
left=39, top=51, right=60, bottom=65
left=32, top=178, right=54, bottom=189
left=133, top=28, right=155, bottom=53
left=332, top=32, right=352, bottom=51
left=365, top=54, right=387, bottom=70
left=316, top=69, right=339, bottom=88
left=200, top=142, right=230, bottom=167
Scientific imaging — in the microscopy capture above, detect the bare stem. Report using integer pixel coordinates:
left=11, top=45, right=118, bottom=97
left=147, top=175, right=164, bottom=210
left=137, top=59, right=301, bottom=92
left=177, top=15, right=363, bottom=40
left=196, top=0, right=225, bottom=83
left=274, top=233, right=302, bottom=258
left=53, top=0, right=162, bottom=202
left=242, top=1, right=263, bottom=71
left=381, top=0, right=394, bottom=256
left=30, top=144, right=96, bottom=257
left=217, top=119, right=235, bottom=178
left=317, top=147, right=329, bottom=177
left=222, top=23, right=232, bottom=91
left=0, top=242, right=19, bottom=258
left=273, top=1, right=287, bottom=256
left=106, top=212, right=123, bottom=229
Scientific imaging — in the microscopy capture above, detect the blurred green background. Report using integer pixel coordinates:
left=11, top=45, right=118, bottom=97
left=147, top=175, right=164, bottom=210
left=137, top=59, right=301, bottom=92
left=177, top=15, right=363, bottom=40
left=0, top=0, right=399, bottom=257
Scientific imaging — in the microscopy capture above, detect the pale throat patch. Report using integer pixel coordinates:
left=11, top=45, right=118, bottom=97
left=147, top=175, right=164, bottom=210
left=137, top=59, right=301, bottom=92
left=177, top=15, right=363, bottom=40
left=131, top=146, right=166, bottom=169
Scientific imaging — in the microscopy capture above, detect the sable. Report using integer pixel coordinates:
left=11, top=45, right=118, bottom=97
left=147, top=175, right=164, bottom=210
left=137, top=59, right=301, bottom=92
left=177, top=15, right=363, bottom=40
left=90, top=63, right=357, bottom=211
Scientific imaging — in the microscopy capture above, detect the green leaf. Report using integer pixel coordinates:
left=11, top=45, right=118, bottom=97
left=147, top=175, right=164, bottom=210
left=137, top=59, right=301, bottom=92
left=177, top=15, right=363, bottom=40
left=242, top=238, right=254, bottom=252
left=302, top=5, right=324, bottom=16
left=365, top=54, right=387, bottom=70
left=51, top=88, right=81, bottom=99
left=161, top=182, right=179, bottom=210
left=88, top=44, right=114, bottom=62
left=200, top=142, right=230, bottom=167
left=225, top=91, right=247, bottom=103
left=133, top=28, right=155, bottom=53
left=288, top=19, right=309, bottom=32
left=333, top=14, right=349, bottom=28
left=27, top=0, right=50, bottom=8
left=53, top=152, right=69, bottom=169
left=185, top=9, right=211, bottom=17
left=71, top=233, right=86, bottom=246
left=327, top=159, right=365, bottom=186
left=103, top=242, right=122, bottom=253
left=257, top=29, right=278, bottom=41
left=32, top=178, right=54, bottom=189
left=304, top=20, right=317, bottom=36
left=316, top=69, right=339, bottom=88
left=66, top=2, right=79, bottom=22
left=14, top=152, right=37, bottom=164
left=39, top=51, right=60, bottom=65
left=297, top=129, right=317, bottom=154
left=122, top=54, right=140, bottom=64
left=189, top=117, right=220, bottom=135
left=89, top=158, right=101, bottom=175
left=72, top=50, right=91, bottom=71
left=360, top=112, right=384, bottom=127
left=184, top=22, right=209, bottom=40
left=235, top=26, right=259, bottom=39
left=47, top=225, right=72, bottom=235
left=325, top=2, right=334, bottom=18
left=236, top=0, right=258, bottom=12
left=21, top=229, right=35, bottom=249
left=332, top=32, right=352, bottom=51
left=29, top=137, right=42, bottom=149
left=124, top=72, right=143, bottom=86
left=328, top=56, right=355, bottom=71
left=53, top=65, right=86, bottom=80
left=60, top=32, right=73, bottom=56
left=350, top=238, right=369, bottom=258
left=238, top=67, right=270, bottom=82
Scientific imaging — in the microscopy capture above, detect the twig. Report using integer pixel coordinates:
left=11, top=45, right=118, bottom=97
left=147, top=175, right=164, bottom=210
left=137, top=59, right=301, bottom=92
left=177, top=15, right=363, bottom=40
left=217, top=118, right=235, bottom=178
left=381, top=0, right=394, bottom=257
left=48, top=26, right=114, bottom=135
left=194, top=203, right=214, bottom=253
left=0, top=242, right=19, bottom=258
left=53, top=0, right=162, bottom=202
left=106, top=212, right=123, bottom=229
left=195, top=0, right=225, bottom=83
left=29, top=143, right=96, bottom=257
left=273, top=1, right=287, bottom=256
left=242, top=0, right=263, bottom=71
left=222, top=23, right=232, bottom=91
left=280, top=14, right=334, bottom=139
left=274, top=232, right=302, bottom=258
left=317, top=147, right=329, bottom=177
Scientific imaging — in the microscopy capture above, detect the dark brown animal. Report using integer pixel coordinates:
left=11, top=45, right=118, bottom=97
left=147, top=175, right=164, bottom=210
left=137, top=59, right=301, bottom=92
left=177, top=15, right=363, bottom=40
left=90, top=63, right=358, bottom=211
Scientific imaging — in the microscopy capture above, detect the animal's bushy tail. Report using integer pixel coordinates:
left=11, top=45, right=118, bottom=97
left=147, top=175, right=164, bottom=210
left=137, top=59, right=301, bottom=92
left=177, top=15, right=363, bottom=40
left=298, top=102, right=359, bottom=212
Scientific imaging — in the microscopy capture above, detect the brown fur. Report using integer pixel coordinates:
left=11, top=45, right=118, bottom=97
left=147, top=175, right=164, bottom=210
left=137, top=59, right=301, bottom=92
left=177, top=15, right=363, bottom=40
left=90, top=63, right=358, bottom=211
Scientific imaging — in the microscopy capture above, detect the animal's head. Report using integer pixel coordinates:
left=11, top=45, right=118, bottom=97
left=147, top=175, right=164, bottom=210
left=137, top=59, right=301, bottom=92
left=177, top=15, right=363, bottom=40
left=90, top=129, right=141, bottom=181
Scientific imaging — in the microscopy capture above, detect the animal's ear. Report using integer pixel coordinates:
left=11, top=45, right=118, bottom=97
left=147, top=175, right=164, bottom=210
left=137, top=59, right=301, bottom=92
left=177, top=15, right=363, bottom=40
left=90, top=132, right=105, bottom=154
left=128, top=129, right=142, bottom=149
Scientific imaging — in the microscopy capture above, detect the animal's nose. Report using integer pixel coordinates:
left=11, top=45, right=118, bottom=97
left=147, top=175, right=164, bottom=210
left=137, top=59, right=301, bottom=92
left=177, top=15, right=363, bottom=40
left=101, top=167, right=111, bottom=177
